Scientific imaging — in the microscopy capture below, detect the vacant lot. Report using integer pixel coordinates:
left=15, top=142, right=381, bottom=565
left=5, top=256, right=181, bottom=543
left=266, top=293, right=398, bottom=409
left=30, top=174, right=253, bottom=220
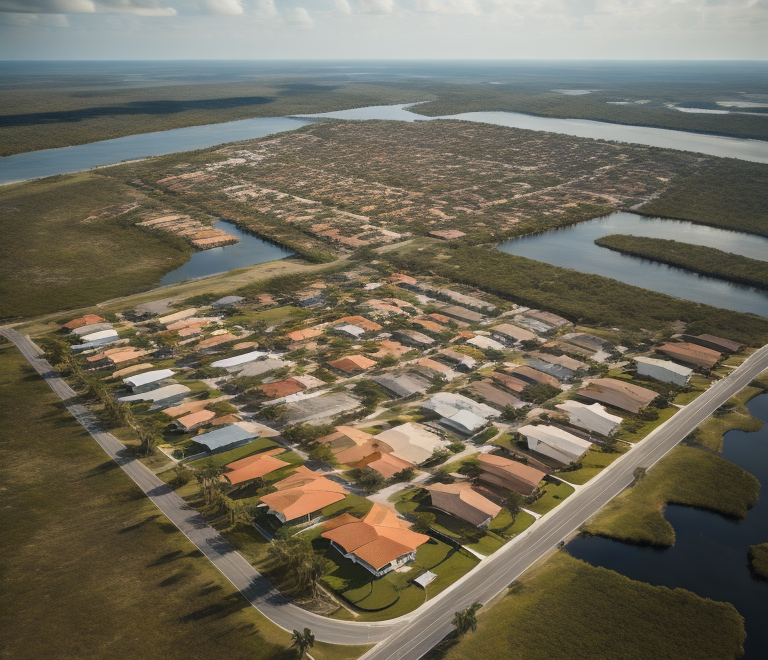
left=0, top=345, right=360, bottom=660
left=432, top=552, right=746, bottom=660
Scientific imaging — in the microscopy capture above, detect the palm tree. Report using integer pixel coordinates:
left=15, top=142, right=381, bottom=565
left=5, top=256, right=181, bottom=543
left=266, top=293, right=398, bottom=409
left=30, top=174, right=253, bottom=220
left=291, top=628, right=315, bottom=658
left=452, top=602, right=482, bottom=637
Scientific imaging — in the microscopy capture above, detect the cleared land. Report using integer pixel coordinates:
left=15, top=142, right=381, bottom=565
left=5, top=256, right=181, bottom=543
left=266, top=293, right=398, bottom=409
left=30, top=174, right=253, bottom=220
left=595, top=234, right=768, bottom=290
left=430, top=552, right=746, bottom=660
left=748, top=543, right=768, bottom=580
left=581, top=446, right=760, bottom=546
left=0, top=344, right=362, bottom=660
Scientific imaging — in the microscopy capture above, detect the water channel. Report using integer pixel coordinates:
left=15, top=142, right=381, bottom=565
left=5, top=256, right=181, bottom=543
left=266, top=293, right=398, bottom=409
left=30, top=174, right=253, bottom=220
left=567, top=393, right=768, bottom=659
left=497, top=211, right=768, bottom=318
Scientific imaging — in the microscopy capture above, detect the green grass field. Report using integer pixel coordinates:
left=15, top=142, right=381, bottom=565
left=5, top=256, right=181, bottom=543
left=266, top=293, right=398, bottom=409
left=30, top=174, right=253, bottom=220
left=0, top=344, right=366, bottom=660
left=431, top=552, right=746, bottom=660
left=558, top=445, right=629, bottom=485
left=582, top=445, right=760, bottom=546
left=527, top=481, right=575, bottom=515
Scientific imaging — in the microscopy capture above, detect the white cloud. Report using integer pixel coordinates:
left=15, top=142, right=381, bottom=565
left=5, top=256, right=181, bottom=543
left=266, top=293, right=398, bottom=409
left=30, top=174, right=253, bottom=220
left=358, top=0, right=395, bottom=14
left=284, top=6, right=313, bottom=26
left=333, top=0, right=352, bottom=13
left=201, top=0, right=243, bottom=15
left=415, top=0, right=479, bottom=14
left=251, top=0, right=277, bottom=18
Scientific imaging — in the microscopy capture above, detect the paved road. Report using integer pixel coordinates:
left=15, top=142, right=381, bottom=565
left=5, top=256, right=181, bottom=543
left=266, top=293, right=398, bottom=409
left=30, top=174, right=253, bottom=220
left=4, top=326, right=767, bottom=655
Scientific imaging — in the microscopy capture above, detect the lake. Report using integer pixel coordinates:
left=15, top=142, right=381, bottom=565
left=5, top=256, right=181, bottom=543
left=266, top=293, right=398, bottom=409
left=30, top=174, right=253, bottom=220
left=567, top=393, right=768, bottom=659
left=3, top=102, right=768, bottom=186
left=497, top=211, right=768, bottom=318
left=159, top=219, right=292, bottom=286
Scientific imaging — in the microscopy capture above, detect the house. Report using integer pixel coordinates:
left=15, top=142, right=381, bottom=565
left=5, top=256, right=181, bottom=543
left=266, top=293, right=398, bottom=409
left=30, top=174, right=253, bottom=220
left=112, top=363, right=154, bottom=378
left=364, top=299, right=410, bottom=316
left=223, top=449, right=290, bottom=485
left=373, top=422, right=444, bottom=465
left=414, top=357, right=455, bottom=380
left=108, top=348, right=150, bottom=366
left=438, top=305, right=484, bottom=324
left=508, top=365, right=561, bottom=389
left=334, top=315, right=383, bottom=332
left=260, top=466, right=348, bottom=524
left=163, top=398, right=223, bottom=418
left=333, top=324, right=366, bottom=339
left=316, top=426, right=380, bottom=465
left=468, top=380, right=523, bottom=410
left=327, top=354, right=377, bottom=375
left=635, top=356, right=693, bottom=386
left=490, top=371, right=529, bottom=394
left=118, top=384, right=191, bottom=408
left=295, top=291, right=326, bottom=308
left=191, top=422, right=261, bottom=453
left=260, top=378, right=306, bottom=399
left=412, top=318, right=447, bottom=334
left=70, top=322, right=113, bottom=336
left=528, top=351, right=588, bottom=373
left=422, top=392, right=499, bottom=435
left=166, top=317, right=218, bottom=332
left=426, top=482, right=501, bottom=528
left=63, top=314, right=106, bottom=330
left=372, top=373, right=432, bottom=398
left=437, top=348, right=476, bottom=371
left=561, top=332, right=612, bottom=353
left=158, top=308, right=198, bottom=325
left=371, top=340, right=411, bottom=359
left=656, top=342, right=721, bottom=370
left=467, top=335, right=506, bottom=352
left=393, top=329, right=435, bottom=348
left=210, top=350, right=267, bottom=371
left=521, top=310, right=570, bottom=329
left=357, top=452, right=415, bottom=480
left=388, top=273, right=420, bottom=290
left=526, top=358, right=575, bottom=383
left=555, top=400, right=622, bottom=436
left=197, top=333, right=238, bottom=351
left=321, top=503, right=429, bottom=577
left=211, top=295, right=245, bottom=308
left=285, top=327, right=323, bottom=343
left=283, top=393, right=360, bottom=424
left=681, top=334, right=743, bottom=354
left=77, top=328, right=119, bottom=344
left=578, top=378, right=658, bottom=413
left=174, top=409, right=216, bottom=432
left=428, top=287, right=496, bottom=312
left=518, top=425, right=593, bottom=464
left=239, top=358, right=291, bottom=378
left=123, top=368, right=175, bottom=393
left=490, top=323, right=537, bottom=344
left=477, top=454, right=546, bottom=496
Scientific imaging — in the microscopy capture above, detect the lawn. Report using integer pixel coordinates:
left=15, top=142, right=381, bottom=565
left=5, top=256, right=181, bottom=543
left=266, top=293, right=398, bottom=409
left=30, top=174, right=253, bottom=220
left=527, top=481, right=575, bottom=515
left=582, top=445, right=760, bottom=546
left=488, top=509, right=536, bottom=538
left=618, top=406, right=677, bottom=444
left=557, top=445, right=629, bottom=486
left=0, top=344, right=364, bottom=660
left=674, top=374, right=712, bottom=405
left=435, top=551, right=746, bottom=660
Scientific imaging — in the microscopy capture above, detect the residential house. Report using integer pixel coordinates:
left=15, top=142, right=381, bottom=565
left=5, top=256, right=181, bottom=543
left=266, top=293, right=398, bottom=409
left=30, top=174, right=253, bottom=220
left=656, top=342, right=721, bottom=370
left=476, top=454, right=546, bottom=496
left=191, top=422, right=261, bottom=453
left=426, top=482, right=501, bottom=528
left=525, top=358, right=575, bottom=383
left=371, top=340, right=411, bottom=359
left=316, top=426, right=381, bottom=465
left=223, top=449, right=290, bottom=485
left=518, top=424, right=593, bottom=464
left=196, top=333, right=238, bottom=351
left=372, top=373, right=432, bottom=399
left=174, top=409, right=216, bottom=432
left=123, top=368, right=175, bottom=393
left=118, top=384, right=191, bottom=408
left=681, top=334, right=743, bottom=354
left=373, top=422, right=444, bottom=465
left=468, top=380, right=523, bottom=410
left=413, top=357, right=455, bottom=380
left=259, top=378, right=306, bottom=400
left=490, top=323, right=537, bottom=345
left=578, top=378, right=658, bottom=413
left=507, top=365, right=561, bottom=389
left=437, top=348, right=476, bottom=372
left=422, top=392, right=500, bottom=435
left=555, top=400, right=622, bottom=436
left=260, top=466, right=348, bottom=524
left=63, top=314, right=106, bottom=330
left=158, top=308, right=198, bottom=325
left=357, top=452, right=415, bottom=479
left=393, top=329, right=435, bottom=348
left=210, top=350, right=267, bottom=371
left=635, top=356, right=693, bottom=386
left=211, top=295, right=245, bottom=308
left=438, top=305, right=484, bottom=324
left=528, top=351, right=589, bottom=373
left=467, top=335, right=506, bottom=352
left=285, top=327, right=323, bottom=343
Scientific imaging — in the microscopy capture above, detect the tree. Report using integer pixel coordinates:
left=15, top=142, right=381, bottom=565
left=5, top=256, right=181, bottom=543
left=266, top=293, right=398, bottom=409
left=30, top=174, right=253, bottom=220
left=377, top=354, right=399, bottom=368
left=413, top=512, right=436, bottom=534
left=520, top=383, right=560, bottom=404
left=506, top=492, right=525, bottom=522
left=633, top=466, right=647, bottom=484
left=351, top=466, right=386, bottom=492
left=291, top=628, right=315, bottom=659
left=501, top=404, right=530, bottom=422
left=452, top=602, right=482, bottom=636
left=302, top=555, right=332, bottom=599
left=390, top=466, right=416, bottom=483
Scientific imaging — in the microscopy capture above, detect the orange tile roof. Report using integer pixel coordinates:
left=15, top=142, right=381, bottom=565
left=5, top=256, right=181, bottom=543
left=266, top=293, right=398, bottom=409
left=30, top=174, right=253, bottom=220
left=259, top=378, right=305, bottom=399
left=271, top=465, right=348, bottom=493
left=357, top=452, right=415, bottom=480
left=196, top=333, right=238, bottom=350
left=426, top=482, right=502, bottom=526
left=285, top=327, right=323, bottom=342
left=416, top=357, right=451, bottom=374
left=335, top=316, right=383, bottom=332
left=317, top=426, right=375, bottom=448
left=226, top=447, right=285, bottom=470
left=413, top=318, right=446, bottom=334
left=371, top=340, right=410, bottom=358
left=63, top=314, right=105, bottom=330
left=109, top=349, right=149, bottom=366
left=176, top=409, right=216, bottom=430
left=162, top=398, right=222, bottom=418
left=327, top=354, right=377, bottom=373
left=261, top=466, right=348, bottom=522
left=223, top=452, right=290, bottom=485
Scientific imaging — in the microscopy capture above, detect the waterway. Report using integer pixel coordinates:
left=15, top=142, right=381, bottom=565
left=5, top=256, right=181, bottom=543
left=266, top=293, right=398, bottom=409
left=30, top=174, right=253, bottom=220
left=3, top=103, right=768, bottom=186
left=567, top=393, right=768, bottom=658
left=497, top=211, right=768, bottom=318
left=159, top=219, right=292, bottom=286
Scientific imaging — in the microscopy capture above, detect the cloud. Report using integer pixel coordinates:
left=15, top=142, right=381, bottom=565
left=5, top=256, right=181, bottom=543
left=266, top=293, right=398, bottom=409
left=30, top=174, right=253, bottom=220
left=284, top=6, right=313, bottom=26
left=0, top=11, right=70, bottom=24
left=414, top=0, right=479, bottom=14
left=333, top=0, right=352, bottom=13
left=0, top=0, right=176, bottom=15
left=201, top=0, right=243, bottom=15
left=358, top=0, right=395, bottom=14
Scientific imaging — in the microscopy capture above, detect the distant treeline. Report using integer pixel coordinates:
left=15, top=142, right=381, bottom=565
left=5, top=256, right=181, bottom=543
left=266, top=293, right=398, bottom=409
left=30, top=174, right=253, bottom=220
left=386, top=244, right=768, bottom=347
left=595, top=234, right=768, bottom=291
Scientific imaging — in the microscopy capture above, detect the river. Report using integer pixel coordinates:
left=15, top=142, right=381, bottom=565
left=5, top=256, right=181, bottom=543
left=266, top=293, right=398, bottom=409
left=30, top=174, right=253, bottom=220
left=497, top=211, right=768, bottom=318
left=567, top=393, right=768, bottom=659
left=3, top=103, right=768, bottom=186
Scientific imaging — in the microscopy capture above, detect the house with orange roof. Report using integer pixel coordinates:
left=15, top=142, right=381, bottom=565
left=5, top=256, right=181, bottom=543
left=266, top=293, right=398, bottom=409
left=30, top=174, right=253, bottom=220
left=285, top=327, right=323, bottom=342
left=108, top=349, right=150, bottom=366
left=357, top=452, right=415, bottom=480
left=63, top=314, right=105, bottom=330
left=321, top=503, right=429, bottom=577
left=370, top=340, right=411, bottom=359
left=334, top=316, right=383, bottom=332
left=477, top=453, right=546, bottom=496
left=259, top=378, right=305, bottom=399
left=426, top=482, right=502, bottom=528
left=388, top=273, right=419, bottom=289
left=174, top=409, right=216, bottom=432
left=196, top=333, right=238, bottom=350
left=260, top=466, right=348, bottom=524
left=316, top=426, right=382, bottom=465
left=327, top=354, right=377, bottom=375
left=413, top=318, right=446, bottom=334
left=223, top=449, right=290, bottom=485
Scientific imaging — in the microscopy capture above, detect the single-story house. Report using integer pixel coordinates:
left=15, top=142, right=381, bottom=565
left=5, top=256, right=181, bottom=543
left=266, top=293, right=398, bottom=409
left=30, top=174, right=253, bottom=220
left=196, top=333, right=238, bottom=351
left=260, top=378, right=306, bottom=399
left=112, top=363, right=154, bottom=378
left=635, top=356, right=693, bottom=387
left=468, top=380, right=523, bottom=410
left=518, top=424, right=593, bottom=464
left=467, top=335, right=506, bottom=352
left=79, top=328, right=119, bottom=344
left=333, top=323, right=366, bottom=339
left=260, top=466, right=348, bottom=524
left=555, top=400, right=622, bottom=436
left=438, top=305, right=485, bottom=324
left=522, top=310, right=570, bottom=329
left=210, top=350, right=267, bottom=371
left=107, top=348, right=150, bottom=366
left=174, top=409, right=216, bottom=432
left=507, top=365, right=561, bottom=389
left=389, top=273, right=420, bottom=289
left=372, top=373, right=432, bottom=399
left=393, top=329, right=435, bottom=348
left=223, top=448, right=290, bottom=485
left=191, top=422, right=260, bottom=453
left=283, top=393, right=360, bottom=425
left=327, top=354, right=377, bottom=375
left=371, top=340, right=411, bottom=359
left=334, top=316, right=383, bottom=332
left=317, top=426, right=380, bottom=465
left=357, top=452, right=415, bottom=480
left=123, top=368, right=175, bottom=393
left=239, top=358, right=291, bottom=378
left=211, top=295, right=244, bottom=308
left=413, top=318, right=447, bottom=334
left=490, top=323, right=537, bottom=344
left=437, top=348, right=476, bottom=371
left=163, top=398, right=224, bottom=418
left=528, top=351, right=589, bottom=373
left=429, top=229, right=466, bottom=240
left=578, top=378, right=658, bottom=413
left=63, top=314, right=105, bottom=330
left=414, top=357, right=455, bottom=380
left=526, top=359, right=575, bottom=383
left=656, top=342, right=721, bottom=370
left=321, top=503, right=429, bottom=577
left=422, top=392, right=499, bottom=435
left=158, top=308, right=198, bottom=325
left=426, top=482, right=501, bottom=528
left=118, top=384, right=191, bottom=408
left=477, top=454, right=546, bottom=496
left=490, top=371, right=529, bottom=394
left=285, top=327, right=323, bottom=343
left=681, top=334, right=743, bottom=354
left=373, top=422, right=444, bottom=465
left=70, top=322, right=113, bottom=336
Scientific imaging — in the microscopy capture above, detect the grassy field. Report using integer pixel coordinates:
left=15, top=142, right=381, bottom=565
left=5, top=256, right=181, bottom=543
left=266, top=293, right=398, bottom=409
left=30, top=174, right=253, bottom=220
left=558, top=445, right=629, bottom=485
left=527, top=481, right=575, bottom=515
left=595, top=234, right=768, bottom=290
left=748, top=543, right=768, bottom=580
left=639, top=159, right=768, bottom=238
left=691, top=384, right=765, bottom=452
left=430, top=552, right=746, bottom=660
left=582, top=446, right=760, bottom=546
left=0, top=344, right=367, bottom=660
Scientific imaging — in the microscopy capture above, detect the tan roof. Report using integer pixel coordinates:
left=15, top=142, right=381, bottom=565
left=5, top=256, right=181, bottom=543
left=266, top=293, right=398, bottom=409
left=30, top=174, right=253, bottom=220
left=328, top=355, right=377, bottom=373
left=209, top=414, right=243, bottom=426
left=413, top=318, right=446, bottom=334
left=261, top=466, right=348, bottom=521
left=285, top=327, right=323, bottom=342
left=371, top=340, right=411, bottom=358
left=196, top=333, right=238, bottom=350
left=223, top=452, right=290, bottom=485
left=322, top=503, right=429, bottom=570
left=63, top=314, right=105, bottom=330
left=490, top=323, right=537, bottom=342
left=426, top=482, right=502, bottom=526
left=510, top=365, right=561, bottom=389
left=271, top=465, right=348, bottom=493
left=389, top=273, right=418, bottom=286
left=656, top=342, right=721, bottom=369
left=335, top=316, right=383, bottom=332
left=112, top=363, right=154, bottom=378
left=317, top=426, right=375, bottom=449
left=477, top=453, right=546, bottom=494
left=334, top=440, right=382, bottom=466
left=87, top=346, right=133, bottom=363
left=490, top=371, right=529, bottom=393
left=162, top=398, right=223, bottom=418
left=166, top=317, right=215, bottom=332
left=416, top=357, right=452, bottom=374
left=109, top=349, right=150, bottom=366
left=260, top=378, right=305, bottom=399
left=176, top=409, right=216, bottom=430
left=358, top=452, right=415, bottom=479
left=578, top=378, right=658, bottom=413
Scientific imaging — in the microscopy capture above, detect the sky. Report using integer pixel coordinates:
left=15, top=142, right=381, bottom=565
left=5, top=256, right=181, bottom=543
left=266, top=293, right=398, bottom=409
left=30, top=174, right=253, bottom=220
left=0, top=0, right=766, bottom=61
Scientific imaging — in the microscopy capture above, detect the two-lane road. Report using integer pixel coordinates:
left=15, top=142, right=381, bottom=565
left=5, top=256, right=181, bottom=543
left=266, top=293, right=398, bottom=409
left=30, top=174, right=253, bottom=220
left=3, top=326, right=767, bottom=657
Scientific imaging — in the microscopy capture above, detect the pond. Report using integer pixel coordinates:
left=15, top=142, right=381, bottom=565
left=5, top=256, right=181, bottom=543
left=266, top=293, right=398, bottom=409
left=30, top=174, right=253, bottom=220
left=158, top=219, right=292, bottom=286
left=497, top=211, right=768, bottom=318
left=567, top=393, right=768, bottom=659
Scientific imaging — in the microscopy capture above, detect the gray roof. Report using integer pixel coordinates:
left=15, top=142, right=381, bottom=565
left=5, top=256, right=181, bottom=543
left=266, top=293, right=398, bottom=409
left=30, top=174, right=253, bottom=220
left=283, top=393, right=360, bottom=424
left=211, top=295, right=245, bottom=308
left=372, top=373, right=431, bottom=398
left=527, top=359, right=575, bottom=382
left=193, top=424, right=257, bottom=451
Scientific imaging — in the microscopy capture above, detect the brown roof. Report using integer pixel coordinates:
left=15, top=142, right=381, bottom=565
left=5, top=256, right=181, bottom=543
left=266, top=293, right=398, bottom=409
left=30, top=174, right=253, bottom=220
left=416, top=357, right=452, bottom=374
left=285, top=327, right=323, bottom=342
left=490, top=323, right=537, bottom=342
left=490, top=371, right=529, bottom=393
left=327, top=355, right=377, bottom=373
left=656, top=342, right=721, bottom=369
left=197, top=333, right=238, bottom=350
left=682, top=334, right=743, bottom=354
left=176, top=409, right=216, bottom=430
left=413, top=318, right=446, bottom=334
left=389, top=273, right=418, bottom=286
left=223, top=452, right=290, bottom=485
left=259, top=378, right=305, bottom=399
left=163, top=398, right=223, bottom=418
left=335, top=316, right=383, bottom=332
left=357, top=452, right=415, bottom=480
left=317, top=426, right=375, bottom=449
left=468, top=380, right=522, bottom=409
left=334, top=440, right=382, bottom=466
left=227, top=447, right=285, bottom=470
left=509, top=365, right=561, bottom=389
left=578, top=378, right=658, bottom=413
left=112, top=363, right=154, bottom=378
left=477, top=454, right=545, bottom=495
left=426, top=482, right=502, bottom=527
left=63, top=314, right=105, bottom=330
left=109, top=349, right=150, bottom=366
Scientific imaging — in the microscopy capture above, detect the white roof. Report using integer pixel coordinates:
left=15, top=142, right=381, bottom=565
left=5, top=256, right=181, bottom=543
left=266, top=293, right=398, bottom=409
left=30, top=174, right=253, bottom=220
left=80, top=329, right=119, bottom=342
left=422, top=392, right=499, bottom=422
left=158, top=308, right=197, bottom=325
left=635, top=356, right=694, bottom=377
left=557, top=400, right=623, bottom=423
left=519, top=424, right=592, bottom=455
left=124, top=369, right=175, bottom=388
left=555, top=400, right=622, bottom=436
left=210, top=351, right=267, bottom=369
left=118, top=384, right=190, bottom=404
left=414, top=571, right=437, bottom=588
left=335, top=323, right=366, bottom=337
left=374, top=422, right=443, bottom=465
left=71, top=322, right=113, bottom=336
left=292, top=374, right=325, bottom=390
left=444, top=409, right=487, bottom=434
left=467, top=336, right=506, bottom=351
